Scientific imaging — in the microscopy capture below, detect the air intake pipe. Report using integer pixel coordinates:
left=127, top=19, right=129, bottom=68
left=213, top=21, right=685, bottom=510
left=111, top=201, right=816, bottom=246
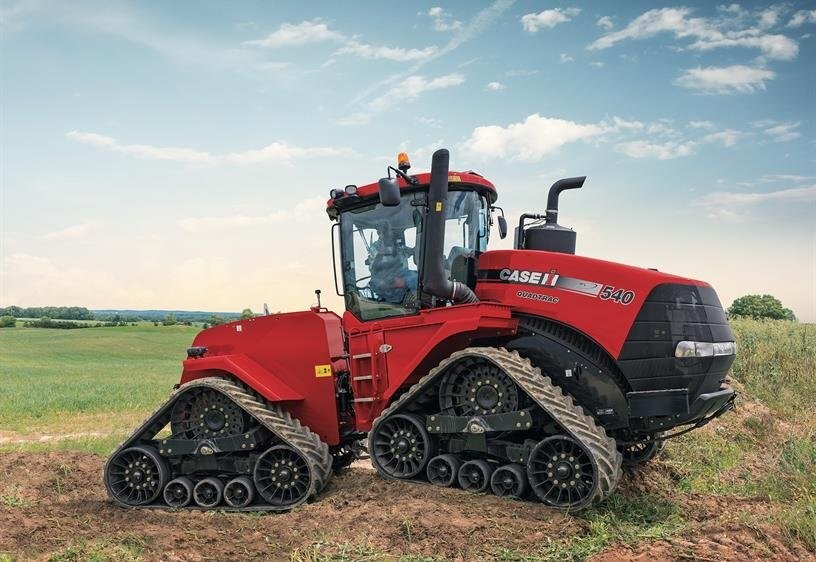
left=420, top=149, right=479, bottom=304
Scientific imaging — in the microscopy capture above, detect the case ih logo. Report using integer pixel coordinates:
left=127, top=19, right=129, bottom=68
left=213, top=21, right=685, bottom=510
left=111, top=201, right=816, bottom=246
left=479, top=268, right=637, bottom=305
left=498, top=268, right=559, bottom=286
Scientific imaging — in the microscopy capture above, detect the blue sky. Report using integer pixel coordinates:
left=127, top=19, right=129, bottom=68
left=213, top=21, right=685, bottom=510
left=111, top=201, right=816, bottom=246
left=1, top=1, right=814, bottom=320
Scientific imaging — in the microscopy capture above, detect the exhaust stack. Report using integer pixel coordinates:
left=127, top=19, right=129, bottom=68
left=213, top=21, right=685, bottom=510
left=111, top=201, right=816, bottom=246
left=420, top=149, right=479, bottom=305
left=516, top=176, right=585, bottom=254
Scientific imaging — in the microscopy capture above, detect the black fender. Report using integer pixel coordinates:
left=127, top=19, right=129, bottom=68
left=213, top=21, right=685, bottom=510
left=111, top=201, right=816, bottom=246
left=506, top=316, right=630, bottom=430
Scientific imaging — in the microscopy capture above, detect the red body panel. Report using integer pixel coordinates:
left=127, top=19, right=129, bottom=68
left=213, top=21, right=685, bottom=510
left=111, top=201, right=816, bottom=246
left=180, top=311, right=346, bottom=445
left=343, top=303, right=517, bottom=431
left=476, top=250, right=709, bottom=358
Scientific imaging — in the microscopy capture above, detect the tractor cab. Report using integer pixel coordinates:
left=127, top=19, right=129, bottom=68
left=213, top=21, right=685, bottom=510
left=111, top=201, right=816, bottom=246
left=327, top=151, right=505, bottom=321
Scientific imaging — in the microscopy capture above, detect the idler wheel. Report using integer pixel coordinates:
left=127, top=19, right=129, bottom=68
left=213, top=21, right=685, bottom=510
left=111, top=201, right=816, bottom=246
left=527, top=435, right=597, bottom=510
left=254, top=445, right=312, bottom=507
left=371, top=414, right=432, bottom=479
left=105, top=445, right=168, bottom=506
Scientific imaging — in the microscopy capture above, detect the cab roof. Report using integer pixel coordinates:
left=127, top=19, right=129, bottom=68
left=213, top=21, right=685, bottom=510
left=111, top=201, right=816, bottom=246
left=325, top=171, right=497, bottom=219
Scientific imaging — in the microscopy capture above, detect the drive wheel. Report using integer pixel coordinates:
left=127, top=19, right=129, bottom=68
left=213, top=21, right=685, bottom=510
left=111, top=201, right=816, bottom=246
left=170, top=387, right=247, bottom=439
left=528, top=435, right=597, bottom=510
left=105, top=445, right=168, bottom=506
left=490, top=464, right=528, bottom=499
left=427, top=454, right=461, bottom=487
left=370, top=414, right=432, bottom=479
left=439, top=357, right=519, bottom=416
left=458, top=460, right=494, bottom=493
left=254, top=445, right=312, bottom=507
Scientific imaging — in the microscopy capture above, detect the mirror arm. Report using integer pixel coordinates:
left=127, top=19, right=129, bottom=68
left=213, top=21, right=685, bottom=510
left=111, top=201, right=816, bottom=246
left=388, top=166, right=418, bottom=185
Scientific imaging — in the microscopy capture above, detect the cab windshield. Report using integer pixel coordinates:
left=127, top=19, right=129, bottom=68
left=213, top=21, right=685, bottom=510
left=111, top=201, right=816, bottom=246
left=339, top=189, right=489, bottom=321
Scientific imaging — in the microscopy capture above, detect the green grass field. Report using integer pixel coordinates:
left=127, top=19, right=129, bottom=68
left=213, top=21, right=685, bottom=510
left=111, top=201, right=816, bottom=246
left=0, top=318, right=813, bottom=559
left=0, top=323, right=198, bottom=439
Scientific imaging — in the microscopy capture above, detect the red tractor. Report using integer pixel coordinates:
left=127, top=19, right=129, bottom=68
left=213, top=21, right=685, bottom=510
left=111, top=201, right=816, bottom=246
left=105, top=149, right=736, bottom=511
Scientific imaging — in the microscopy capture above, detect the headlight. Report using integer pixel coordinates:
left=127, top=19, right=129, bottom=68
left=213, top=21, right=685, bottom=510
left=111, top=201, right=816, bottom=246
left=675, top=340, right=736, bottom=358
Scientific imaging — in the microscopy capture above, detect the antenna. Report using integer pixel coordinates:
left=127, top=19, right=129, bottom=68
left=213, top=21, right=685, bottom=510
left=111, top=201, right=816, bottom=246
left=263, top=303, right=270, bottom=316
left=315, top=289, right=322, bottom=308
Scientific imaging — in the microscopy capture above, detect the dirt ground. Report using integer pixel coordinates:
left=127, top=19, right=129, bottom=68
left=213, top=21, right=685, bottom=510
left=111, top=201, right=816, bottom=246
left=0, top=451, right=811, bottom=562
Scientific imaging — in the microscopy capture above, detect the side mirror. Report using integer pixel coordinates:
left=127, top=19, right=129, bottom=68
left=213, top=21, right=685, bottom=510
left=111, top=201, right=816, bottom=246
left=497, top=216, right=508, bottom=239
left=378, top=178, right=400, bottom=207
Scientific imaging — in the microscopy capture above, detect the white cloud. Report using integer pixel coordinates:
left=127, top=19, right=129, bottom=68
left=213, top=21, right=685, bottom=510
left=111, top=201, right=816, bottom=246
left=42, top=222, right=100, bottom=241
left=349, top=0, right=513, bottom=107
left=177, top=197, right=324, bottom=233
left=589, top=61, right=605, bottom=68
left=675, top=65, right=775, bottom=94
left=588, top=7, right=799, bottom=61
left=596, top=16, right=614, bottom=30
left=705, top=208, right=744, bottom=222
left=758, top=6, right=784, bottom=30
left=66, top=131, right=351, bottom=165
left=688, top=120, right=716, bottom=130
left=559, top=53, right=574, bottom=63
left=702, top=129, right=742, bottom=147
left=701, top=185, right=816, bottom=206
left=762, top=121, right=802, bottom=142
left=462, top=114, right=605, bottom=162
left=615, top=140, right=697, bottom=160
left=368, top=73, right=465, bottom=112
left=486, top=81, right=505, bottom=91
left=760, top=174, right=814, bottom=183
left=244, top=20, right=343, bottom=47
left=427, top=7, right=462, bottom=32
left=521, top=8, right=581, bottom=32
left=688, top=34, right=798, bottom=61
left=788, top=9, right=816, bottom=28
left=335, top=42, right=437, bottom=61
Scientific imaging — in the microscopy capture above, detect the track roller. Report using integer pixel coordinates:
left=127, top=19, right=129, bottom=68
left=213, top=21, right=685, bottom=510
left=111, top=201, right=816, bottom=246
left=426, top=454, right=461, bottom=487
left=490, top=464, right=528, bottom=499
left=224, top=476, right=255, bottom=508
left=458, top=460, right=494, bottom=493
left=105, top=445, right=168, bottom=506
left=163, top=477, right=193, bottom=508
left=193, top=477, right=224, bottom=508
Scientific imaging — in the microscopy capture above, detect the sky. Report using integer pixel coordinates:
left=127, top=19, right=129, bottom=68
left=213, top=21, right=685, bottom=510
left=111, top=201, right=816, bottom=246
left=1, top=0, right=814, bottom=321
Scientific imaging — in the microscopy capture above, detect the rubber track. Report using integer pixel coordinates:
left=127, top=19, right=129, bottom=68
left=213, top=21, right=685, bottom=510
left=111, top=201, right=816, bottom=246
left=368, top=347, right=622, bottom=510
left=104, top=377, right=332, bottom=511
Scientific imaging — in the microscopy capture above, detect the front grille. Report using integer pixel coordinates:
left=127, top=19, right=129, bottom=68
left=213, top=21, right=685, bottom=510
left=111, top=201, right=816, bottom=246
left=617, top=283, right=735, bottom=399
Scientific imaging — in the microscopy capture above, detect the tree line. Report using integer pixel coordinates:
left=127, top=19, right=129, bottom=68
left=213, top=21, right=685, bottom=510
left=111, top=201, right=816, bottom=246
left=0, top=306, right=95, bottom=320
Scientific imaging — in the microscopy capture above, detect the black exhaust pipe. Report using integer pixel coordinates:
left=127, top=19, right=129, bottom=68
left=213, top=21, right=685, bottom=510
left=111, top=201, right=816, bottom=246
left=545, top=176, right=585, bottom=224
left=420, top=149, right=478, bottom=305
